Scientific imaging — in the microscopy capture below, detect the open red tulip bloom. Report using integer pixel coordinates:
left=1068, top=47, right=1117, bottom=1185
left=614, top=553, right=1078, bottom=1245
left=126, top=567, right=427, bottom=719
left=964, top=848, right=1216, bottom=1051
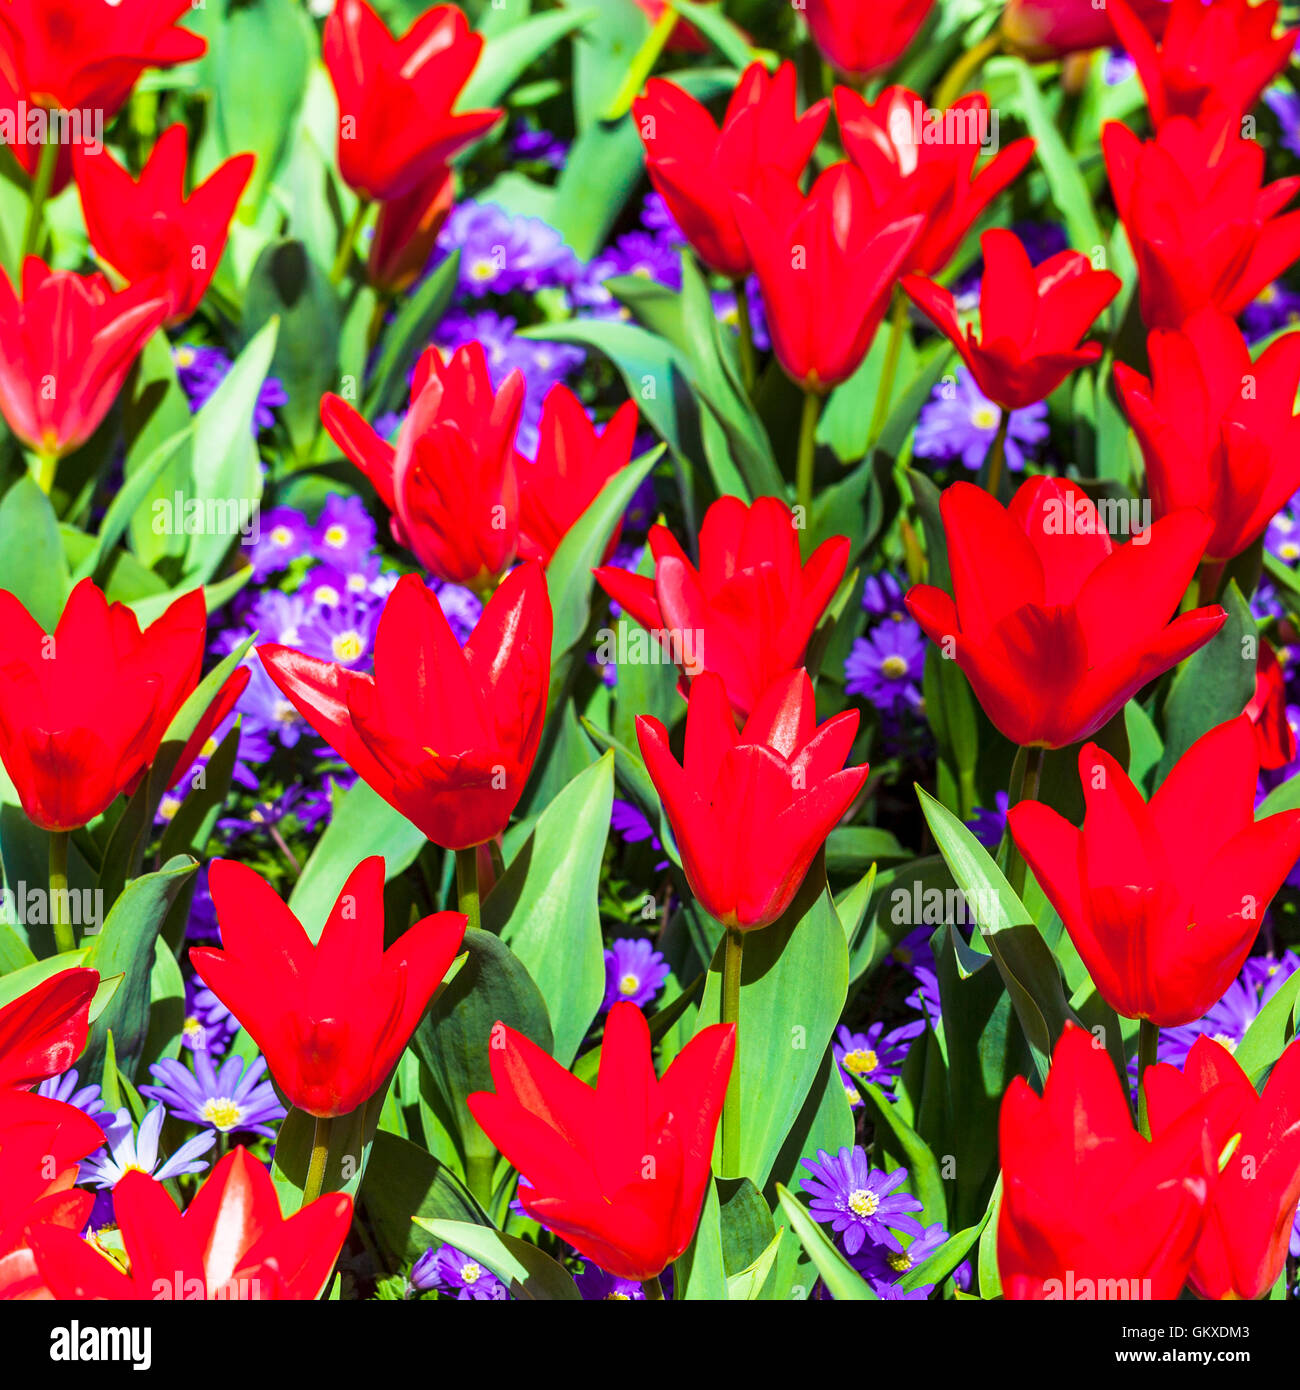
left=0, top=258, right=167, bottom=462
left=595, top=495, right=848, bottom=721
left=323, top=342, right=523, bottom=592
left=1145, top=1036, right=1300, bottom=1301
left=1104, top=111, right=1300, bottom=329
left=468, top=1002, right=735, bottom=1283
left=835, top=89, right=1036, bottom=278
left=634, top=62, right=829, bottom=280
left=1000, top=0, right=1167, bottom=59
left=0, top=1089, right=106, bottom=1300
left=999, top=1025, right=1215, bottom=1301
left=1114, top=309, right=1300, bottom=564
left=517, top=389, right=638, bottom=565
left=903, top=229, right=1120, bottom=410
left=193, top=857, right=464, bottom=1118
left=73, top=125, right=254, bottom=327
left=0, top=0, right=205, bottom=188
left=803, top=0, right=934, bottom=76
left=0, top=579, right=212, bottom=831
left=733, top=162, right=923, bottom=392
left=906, top=478, right=1225, bottom=748
left=30, top=1147, right=351, bottom=1300
left=259, top=563, right=552, bottom=851
left=0, top=968, right=98, bottom=1091
left=638, top=670, right=869, bottom=932
left=323, top=0, right=500, bottom=203
left=1109, top=0, right=1297, bottom=128
left=1009, top=717, right=1300, bottom=1027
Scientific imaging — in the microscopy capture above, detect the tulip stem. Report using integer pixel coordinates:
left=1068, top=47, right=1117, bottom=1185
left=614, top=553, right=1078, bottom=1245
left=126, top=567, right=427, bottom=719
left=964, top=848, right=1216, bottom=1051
left=329, top=198, right=370, bottom=285
left=20, top=136, right=58, bottom=263
left=49, top=831, right=74, bottom=955
left=867, top=292, right=909, bottom=453
left=303, top=1113, right=333, bottom=1205
left=456, top=847, right=481, bottom=934
left=733, top=278, right=757, bottom=394
left=33, top=450, right=58, bottom=497
left=796, top=389, right=822, bottom=522
left=642, top=1275, right=665, bottom=1301
left=982, top=408, right=1011, bottom=498
left=1137, top=1019, right=1158, bottom=1140
left=933, top=31, right=1002, bottom=111
left=1003, top=744, right=1043, bottom=901
left=720, top=927, right=744, bottom=1180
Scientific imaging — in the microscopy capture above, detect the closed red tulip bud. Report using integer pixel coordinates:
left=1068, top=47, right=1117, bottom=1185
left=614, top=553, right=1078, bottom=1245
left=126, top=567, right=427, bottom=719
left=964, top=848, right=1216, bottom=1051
left=322, top=342, right=523, bottom=593
left=72, top=126, right=254, bottom=327
left=1009, top=717, right=1300, bottom=1027
left=0, top=258, right=167, bottom=463
left=468, top=1002, right=735, bottom=1283
left=367, top=168, right=455, bottom=294
left=633, top=62, right=829, bottom=280
left=906, top=477, right=1225, bottom=748
left=30, top=1147, right=351, bottom=1300
left=518, top=389, right=637, bottom=565
left=1245, top=641, right=1297, bottom=771
left=638, top=670, right=869, bottom=931
left=1104, top=112, right=1300, bottom=330
left=0, top=579, right=218, bottom=831
left=903, top=229, right=1120, bottom=410
left=167, top=667, right=251, bottom=791
left=192, top=857, right=465, bottom=1118
left=1114, top=310, right=1300, bottom=564
left=1000, top=0, right=1168, bottom=60
left=733, top=162, right=923, bottom=392
left=0, top=1089, right=106, bottom=1299
left=595, top=495, right=849, bottom=721
left=259, top=563, right=552, bottom=851
left=0, top=968, right=98, bottom=1092
left=1145, top=1036, right=1300, bottom=1301
left=835, top=87, right=1036, bottom=279
left=804, top=0, right=934, bottom=76
left=1000, top=1024, right=1215, bottom=1300
left=323, top=0, right=500, bottom=203
left=1110, top=0, right=1296, bottom=128
left=0, top=0, right=205, bottom=191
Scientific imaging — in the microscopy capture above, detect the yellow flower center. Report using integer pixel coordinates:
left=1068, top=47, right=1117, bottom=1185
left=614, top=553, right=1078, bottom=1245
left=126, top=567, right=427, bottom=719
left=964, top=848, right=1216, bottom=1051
left=323, top=524, right=348, bottom=549
left=272, top=526, right=293, bottom=547
left=881, top=655, right=908, bottom=679
left=970, top=404, right=999, bottom=430
left=174, top=346, right=196, bottom=368
left=843, top=1048, right=879, bottom=1076
left=332, top=631, right=364, bottom=663
left=315, top=585, right=342, bottom=607
left=201, top=1098, right=243, bottom=1130
left=888, top=1251, right=912, bottom=1273
left=158, top=795, right=182, bottom=821
left=460, top=1262, right=482, bottom=1285
left=619, top=973, right=641, bottom=996
left=848, top=1189, right=879, bottom=1217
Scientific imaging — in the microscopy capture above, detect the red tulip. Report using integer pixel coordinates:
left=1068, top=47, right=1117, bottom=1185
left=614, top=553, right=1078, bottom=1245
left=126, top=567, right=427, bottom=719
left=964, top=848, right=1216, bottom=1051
left=0, top=0, right=205, bottom=190
left=1145, top=1036, right=1300, bottom=1301
left=633, top=62, right=829, bottom=279
left=0, top=579, right=216, bottom=831
left=903, top=229, right=1120, bottom=410
left=632, top=0, right=709, bottom=52
left=0, top=969, right=98, bottom=1092
left=468, top=1002, right=735, bottom=1283
left=907, top=478, right=1226, bottom=749
left=368, top=167, right=455, bottom=294
left=167, top=667, right=251, bottom=791
left=192, top=857, right=464, bottom=1118
left=322, top=343, right=523, bottom=593
left=1000, top=0, right=1168, bottom=59
left=30, top=1147, right=351, bottom=1300
left=733, top=162, right=923, bottom=392
left=323, top=0, right=500, bottom=203
left=803, top=0, right=934, bottom=76
left=999, top=1024, right=1215, bottom=1300
left=518, top=389, right=638, bottom=565
left=638, top=670, right=869, bottom=931
left=1104, top=112, right=1300, bottom=330
left=0, top=258, right=167, bottom=463
left=594, top=495, right=849, bottom=722
left=1109, top=0, right=1296, bottom=128
left=1008, top=716, right=1300, bottom=1026
left=0, top=1089, right=105, bottom=1300
left=1245, top=640, right=1296, bottom=772
left=1114, top=310, right=1300, bottom=564
left=835, top=87, right=1036, bottom=278
left=258, top=563, right=552, bottom=851
left=73, top=125, right=254, bottom=327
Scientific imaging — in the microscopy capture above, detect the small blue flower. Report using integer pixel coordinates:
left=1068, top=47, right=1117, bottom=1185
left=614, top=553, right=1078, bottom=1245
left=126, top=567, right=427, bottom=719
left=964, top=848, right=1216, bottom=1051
left=602, top=938, right=670, bottom=1012
left=82, top=1104, right=216, bottom=1188
left=410, top=1245, right=510, bottom=1300
left=799, top=1148, right=925, bottom=1256
left=141, top=1053, right=286, bottom=1138
left=915, top=369, right=1049, bottom=472
left=844, top=619, right=926, bottom=712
